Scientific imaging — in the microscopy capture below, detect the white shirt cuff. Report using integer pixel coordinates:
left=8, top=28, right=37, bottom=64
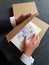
left=10, top=16, right=16, bottom=28
left=20, top=53, right=34, bottom=65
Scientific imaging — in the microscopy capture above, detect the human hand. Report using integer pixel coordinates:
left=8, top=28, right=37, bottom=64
left=23, top=34, right=40, bottom=57
left=16, top=13, right=32, bottom=24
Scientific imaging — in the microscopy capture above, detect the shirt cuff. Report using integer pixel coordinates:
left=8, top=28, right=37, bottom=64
left=20, top=53, right=34, bottom=65
left=10, top=16, right=16, bottom=28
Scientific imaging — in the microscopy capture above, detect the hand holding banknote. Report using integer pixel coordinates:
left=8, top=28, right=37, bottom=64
left=23, top=34, right=40, bottom=57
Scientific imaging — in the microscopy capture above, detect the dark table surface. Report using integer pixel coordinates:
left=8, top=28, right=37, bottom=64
left=0, top=0, right=49, bottom=65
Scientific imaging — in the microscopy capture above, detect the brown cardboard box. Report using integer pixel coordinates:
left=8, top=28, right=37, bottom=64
left=6, top=2, right=49, bottom=51
left=12, top=2, right=39, bottom=19
left=6, top=15, right=49, bottom=51
left=6, top=14, right=37, bottom=42
left=6, top=16, right=49, bottom=42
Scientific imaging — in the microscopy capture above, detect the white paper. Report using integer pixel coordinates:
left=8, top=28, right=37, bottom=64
left=11, top=21, right=41, bottom=51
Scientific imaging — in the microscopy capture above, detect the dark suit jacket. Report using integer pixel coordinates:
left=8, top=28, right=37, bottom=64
left=0, top=18, right=25, bottom=65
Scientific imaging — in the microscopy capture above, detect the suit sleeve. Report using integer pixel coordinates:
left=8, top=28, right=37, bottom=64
left=0, top=50, right=12, bottom=65
left=0, top=49, right=25, bottom=65
left=0, top=37, right=25, bottom=65
left=0, top=18, right=13, bottom=33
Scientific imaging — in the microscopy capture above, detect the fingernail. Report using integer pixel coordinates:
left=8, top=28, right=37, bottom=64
left=33, top=34, right=36, bottom=37
left=36, top=35, right=39, bottom=39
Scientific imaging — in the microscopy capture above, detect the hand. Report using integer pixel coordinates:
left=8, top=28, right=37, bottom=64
left=23, top=34, right=40, bottom=57
left=16, top=13, right=32, bottom=24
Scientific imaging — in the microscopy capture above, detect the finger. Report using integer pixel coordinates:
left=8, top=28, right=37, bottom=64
left=24, top=13, right=31, bottom=16
left=29, top=34, right=36, bottom=44
left=24, top=36, right=28, bottom=45
left=36, top=36, right=40, bottom=45
left=35, top=39, right=40, bottom=48
left=32, top=34, right=37, bottom=41
left=20, top=14, right=25, bottom=17
left=24, top=13, right=32, bottom=18
left=27, top=13, right=32, bottom=16
left=31, top=34, right=39, bottom=45
left=34, top=35, right=40, bottom=46
left=36, top=35, right=39, bottom=39
left=33, top=34, right=36, bottom=37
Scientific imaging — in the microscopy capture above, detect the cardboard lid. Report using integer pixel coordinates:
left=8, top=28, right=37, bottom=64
left=12, top=2, right=39, bottom=19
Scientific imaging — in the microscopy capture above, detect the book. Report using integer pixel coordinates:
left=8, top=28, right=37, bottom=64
left=10, top=21, right=41, bottom=51
left=6, top=17, right=49, bottom=52
left=12, top=2, right=39, bottom=19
